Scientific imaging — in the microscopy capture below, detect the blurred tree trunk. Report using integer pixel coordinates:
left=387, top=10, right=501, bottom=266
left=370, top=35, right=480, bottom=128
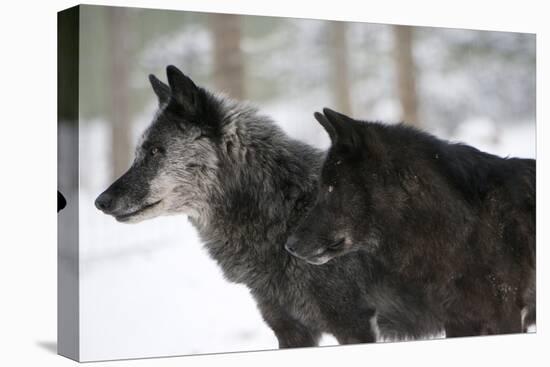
left=108, top=8, right=132, bottom=180
left=393, top=25, right=419, bottom=126
left=328, top=22, right=352, bottom=115
left=211, top=14, right=245, bottom=99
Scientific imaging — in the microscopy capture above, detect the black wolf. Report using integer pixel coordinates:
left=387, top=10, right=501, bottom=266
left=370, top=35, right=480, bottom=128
left=96, top=66, right=443, bottom=347
left=287, top=108, right=536, bottom=336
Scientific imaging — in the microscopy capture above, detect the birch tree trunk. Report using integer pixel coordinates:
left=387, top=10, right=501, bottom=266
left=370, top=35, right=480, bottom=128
left=108, top=8, right=132, bottom=180
left=211, top=14, right=245, bottom=100
left=328, top=22, right=352, bottom=115
left=393, top=25, right=420, bottom=126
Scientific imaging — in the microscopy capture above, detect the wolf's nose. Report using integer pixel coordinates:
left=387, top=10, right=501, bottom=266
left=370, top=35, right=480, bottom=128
left=285, top=235, right=299, bottom=255
left=95, top=192, right=114, bottom=212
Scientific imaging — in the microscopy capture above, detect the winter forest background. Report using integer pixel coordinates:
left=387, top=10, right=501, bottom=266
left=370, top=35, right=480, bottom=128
left=58, top=5, right=535, bottom=361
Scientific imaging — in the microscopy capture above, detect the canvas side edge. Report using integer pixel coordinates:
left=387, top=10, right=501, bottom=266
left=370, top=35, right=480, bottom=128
left=57, top=5, right=80, bottom=362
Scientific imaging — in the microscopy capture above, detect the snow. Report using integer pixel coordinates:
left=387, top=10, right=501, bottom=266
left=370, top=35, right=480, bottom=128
left=79, top=196, right=279, bottom=360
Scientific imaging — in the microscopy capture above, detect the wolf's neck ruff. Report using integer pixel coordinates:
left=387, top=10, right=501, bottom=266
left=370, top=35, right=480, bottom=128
left=188, top=97, right=323, bottom=286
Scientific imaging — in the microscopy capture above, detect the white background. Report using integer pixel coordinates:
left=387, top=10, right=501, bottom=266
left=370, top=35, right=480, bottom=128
left=0, top=0, right=548, bottom=366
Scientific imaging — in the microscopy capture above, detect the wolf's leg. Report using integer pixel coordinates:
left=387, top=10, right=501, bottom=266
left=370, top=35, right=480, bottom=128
left=332, top=328, right=377, bottom=345
left=272, top=323, right=322, bottom=348
left=446, top=310, right=524, bottom=337
left=330, top=307, right=378, bottom=344
left=445, top=321, right=482, bottom=338
left=492, top=310, right=523, bottom=335
left=258, top=301, right=321, bottom=348
left=523, top=306, right=536, bottom=332
left=522, top=276, right=536, bottom=332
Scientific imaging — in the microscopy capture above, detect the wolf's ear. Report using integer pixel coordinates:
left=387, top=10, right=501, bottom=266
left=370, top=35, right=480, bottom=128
left=316, top=108, right=357, bottom=147
left=314, top=112, right=336, bottom=141
left=166, top=65, right=200, bottom=113
left=149, top=74, right=170, bottom=106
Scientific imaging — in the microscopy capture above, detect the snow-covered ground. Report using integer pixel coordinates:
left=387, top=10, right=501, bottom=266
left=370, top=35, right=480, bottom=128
left=79, top=196, right=283, bottom=360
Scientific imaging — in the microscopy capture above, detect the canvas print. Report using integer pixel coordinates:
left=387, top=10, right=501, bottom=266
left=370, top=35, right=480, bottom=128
left=58, top=5, right=536, bottom=362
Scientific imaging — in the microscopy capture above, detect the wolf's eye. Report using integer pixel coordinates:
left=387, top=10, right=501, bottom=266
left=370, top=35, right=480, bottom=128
left=149, top=147, right=160, bottom=156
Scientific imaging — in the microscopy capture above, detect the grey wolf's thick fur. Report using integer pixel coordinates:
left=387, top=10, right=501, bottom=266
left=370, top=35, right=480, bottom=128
left=96, top=66, right=441, bottom=347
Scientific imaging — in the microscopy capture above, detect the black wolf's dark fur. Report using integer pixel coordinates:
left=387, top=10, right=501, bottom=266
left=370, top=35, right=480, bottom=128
left=289, top=108, right=536, bottom=336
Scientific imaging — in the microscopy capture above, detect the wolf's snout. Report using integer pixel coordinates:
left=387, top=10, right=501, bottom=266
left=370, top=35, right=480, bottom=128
left=284, top=235, right=299, bottom=255
left=95, top=191, right=115, bottom=213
